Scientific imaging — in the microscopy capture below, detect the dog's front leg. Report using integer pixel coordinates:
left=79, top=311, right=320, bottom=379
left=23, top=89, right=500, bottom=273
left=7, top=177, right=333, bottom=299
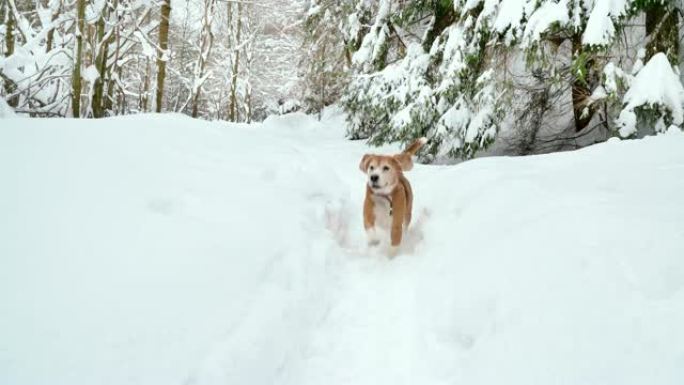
left=366, top=228, right=381, bottom=247
left=388, top=188, right=406, bottom=257
left=388, top=226, right=402, bottom=257
left=363, top=190, right=380, bottom=247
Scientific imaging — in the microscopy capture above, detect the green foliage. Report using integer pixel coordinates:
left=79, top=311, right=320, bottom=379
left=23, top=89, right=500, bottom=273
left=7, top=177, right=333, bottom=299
left=341, top=0, right=682, bottom=161
left=343, top=2, right=504, bottom=160
left=572, top=52, right=591, bottom=87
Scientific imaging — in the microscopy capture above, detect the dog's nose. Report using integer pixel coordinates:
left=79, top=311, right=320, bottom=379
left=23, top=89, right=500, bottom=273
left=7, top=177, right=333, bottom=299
left=370, top=175, right=379, bottom=183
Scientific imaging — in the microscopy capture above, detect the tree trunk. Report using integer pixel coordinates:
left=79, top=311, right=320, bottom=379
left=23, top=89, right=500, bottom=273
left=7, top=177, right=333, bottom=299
left=104, top=1, right=119, bottom=114
left=71, top=0, right=85, bottom=117
left=191, top=0, right=215, bottom=118
left=3, top=0, right=14, bottom=57
left=343, top=38, right=352, bottom=67
left=519, top=86, right=549, bottom=155
left=105, top=0, right=116, bottom=105
left=92, top=9, right=107, bottom=118
left=107, top=17, right=121, bottom=114
left=2, top=0, right=18, bottom=108
left=45, top=0, right=61, bottom=52
left=190, top=92, right=200, bottom=118
left=0, top=0, right=5, bottom=41
left=244, top=8, right=253, bottom=124
left=228, top=2, right=241, bottom=121
left=645, top=5, right=679, bottom=64
left=142, top=59, right=150, bottom=111
left=318, top=39, right=327, bottom=119
left=155, top=0, right=171, bottom=113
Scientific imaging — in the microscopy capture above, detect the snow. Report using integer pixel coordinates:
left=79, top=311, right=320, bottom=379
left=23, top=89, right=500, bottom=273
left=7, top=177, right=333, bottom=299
left=0, top=97, right=16, bottom=118
left=483, top=0, right=629, bottom=48
left=135, top=31, right=156, bottom=58
left=0, top=2, right=72, bottom=116
left=631, top=48, right=646, bottom=75
left=352, top=0, right=391, bottom=70
left=521, top=0, right=570, bottom=46
left=617, top=53, right=684, bottom=137
left=2, top=110, right=684, bottom=385
left=439, top=102, right=471, bottom=137
left=439, top=26, right=467, bottom=76
left=85, top=0, right=107, bottom=24
left=492, top=0, right=527, bottom=36
left=582, top=0, right=629, bottom=46
left=83, top=65, right=100, bottom=83
left=602, top=61, right=625, bottom=95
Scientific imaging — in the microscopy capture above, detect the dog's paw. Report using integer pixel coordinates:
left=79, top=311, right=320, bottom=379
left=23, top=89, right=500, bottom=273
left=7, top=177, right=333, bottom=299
left=387, top=246, right=400, bottom=258
left=366, top=228, right=382, bottom=248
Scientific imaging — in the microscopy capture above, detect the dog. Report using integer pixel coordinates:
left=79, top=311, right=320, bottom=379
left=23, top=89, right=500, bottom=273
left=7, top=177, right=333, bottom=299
left=359, top=137, right=427, bottom=256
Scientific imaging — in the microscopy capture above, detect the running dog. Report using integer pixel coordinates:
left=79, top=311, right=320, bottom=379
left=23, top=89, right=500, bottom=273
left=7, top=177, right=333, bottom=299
left=359, top=137, right=426, bottom=256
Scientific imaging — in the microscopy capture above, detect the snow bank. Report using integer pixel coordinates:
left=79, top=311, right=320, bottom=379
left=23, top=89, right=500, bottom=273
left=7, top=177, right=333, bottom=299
left=618, top=53, right=684, bottom=137
left=0, top=97, right=16, bottom=118
left=1, top=112, right=684, bottom=385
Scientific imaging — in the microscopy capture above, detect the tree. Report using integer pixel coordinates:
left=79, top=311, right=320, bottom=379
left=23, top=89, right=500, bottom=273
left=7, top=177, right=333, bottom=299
left=1, top=0, right=679, bottom=146
left=0, top=0, right=304, bottom=120
left=301, top=0, right=353, bottom=116
left=71, top=0, right=85, bottom=117
left=342, top=1, right=503, bottom=160
left=191, top=0, right=216, bottom=118
left=616, top=52, right=684, bottom=137
left=1, top=0, right=18, bottom=108
left=340, top=0, right=684, bottom=160
left=643, top=0, right=680, bottom=63
left=156, top=0, right=171, bottom=113
left=228, top=1, right=242, bottom=121
left=241, top=2, right=256, bottom=123
left=45, top=0, right=62, bottom=52
left=92, top=0, right=115, bottom=118
left=595, top=2, right=683, bottom=138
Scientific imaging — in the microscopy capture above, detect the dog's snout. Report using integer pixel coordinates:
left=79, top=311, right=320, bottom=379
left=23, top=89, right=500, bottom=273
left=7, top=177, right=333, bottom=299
left=370, top=175, right=379, bottom=183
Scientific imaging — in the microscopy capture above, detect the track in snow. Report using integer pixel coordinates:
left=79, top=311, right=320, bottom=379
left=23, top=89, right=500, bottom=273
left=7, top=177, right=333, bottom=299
left=2, top=112, right=684, bottom=385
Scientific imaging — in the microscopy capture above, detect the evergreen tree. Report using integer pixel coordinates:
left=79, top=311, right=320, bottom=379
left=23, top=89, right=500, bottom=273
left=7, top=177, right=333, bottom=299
left=342, top=1, right=507, bottom=160
left=301, top=0, right=355, bottom=116
left=341, top=0, right=684, bottom=161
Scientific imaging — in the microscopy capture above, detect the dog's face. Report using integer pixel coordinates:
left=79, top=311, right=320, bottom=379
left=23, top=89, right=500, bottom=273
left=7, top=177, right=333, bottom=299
left=359, top=154, right=411, bottom=194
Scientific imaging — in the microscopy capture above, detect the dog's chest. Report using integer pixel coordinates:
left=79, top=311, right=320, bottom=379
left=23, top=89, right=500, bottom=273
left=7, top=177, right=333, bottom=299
left=372, top=195, right=393, bottom=228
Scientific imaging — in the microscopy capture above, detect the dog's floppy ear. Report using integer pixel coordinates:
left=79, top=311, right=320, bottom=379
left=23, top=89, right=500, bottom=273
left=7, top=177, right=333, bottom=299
left=392, top=153, right=413, bottom=171
left=359, top=154, right=372, bottom=172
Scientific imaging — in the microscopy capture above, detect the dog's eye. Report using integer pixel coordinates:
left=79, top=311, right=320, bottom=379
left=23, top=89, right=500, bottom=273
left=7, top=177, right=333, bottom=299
left=369, top=166, right=374, bottom=171
left=382, top=166, right=390, bottom=172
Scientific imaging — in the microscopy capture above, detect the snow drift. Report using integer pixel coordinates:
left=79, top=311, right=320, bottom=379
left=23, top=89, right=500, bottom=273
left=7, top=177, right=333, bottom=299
left=1, top=111, right=684, bottom=385
left=0, top=97, right=16, bottom=118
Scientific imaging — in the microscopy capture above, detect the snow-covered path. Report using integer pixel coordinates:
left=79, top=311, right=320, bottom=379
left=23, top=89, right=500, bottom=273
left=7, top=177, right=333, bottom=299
left=2, top=112, right=684, bottom=385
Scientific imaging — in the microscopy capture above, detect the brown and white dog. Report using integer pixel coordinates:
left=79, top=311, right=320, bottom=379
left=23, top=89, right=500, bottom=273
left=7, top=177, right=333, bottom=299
left=359, top=137, right=427, bottom=256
